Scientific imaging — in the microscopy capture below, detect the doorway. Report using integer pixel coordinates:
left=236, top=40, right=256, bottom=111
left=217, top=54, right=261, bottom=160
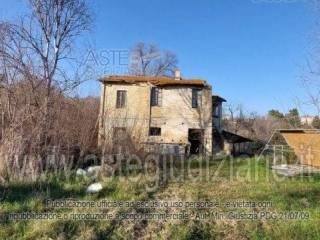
left=188, top=129, right=204, bottom=155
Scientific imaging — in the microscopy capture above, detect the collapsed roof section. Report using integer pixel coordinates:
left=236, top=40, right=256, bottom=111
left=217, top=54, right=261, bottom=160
left=99, top=75, right=209, bottom=87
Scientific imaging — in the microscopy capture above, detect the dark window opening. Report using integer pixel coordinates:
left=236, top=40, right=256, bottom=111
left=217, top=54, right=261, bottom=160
left=149, top=127, right=161, bottom=136
left=116, top=90, right=127, bottom=108
left=151, top=87, right=160, bottom=106
left=192, top=89, right=201, bottom=108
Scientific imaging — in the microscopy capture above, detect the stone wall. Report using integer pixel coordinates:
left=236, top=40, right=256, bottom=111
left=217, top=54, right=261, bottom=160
left=98, top=82, right=213, bottom=155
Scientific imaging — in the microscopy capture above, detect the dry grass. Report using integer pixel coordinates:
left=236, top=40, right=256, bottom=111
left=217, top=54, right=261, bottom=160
left=1, top=157, right=320, bottom=239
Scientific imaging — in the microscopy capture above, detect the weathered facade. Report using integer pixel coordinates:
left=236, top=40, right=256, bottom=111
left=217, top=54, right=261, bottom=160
left=98, top=71, right=214, bottom=155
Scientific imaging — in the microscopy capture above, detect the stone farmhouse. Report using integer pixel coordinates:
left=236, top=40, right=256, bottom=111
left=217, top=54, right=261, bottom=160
left=98, top=70, right=252, bottom=156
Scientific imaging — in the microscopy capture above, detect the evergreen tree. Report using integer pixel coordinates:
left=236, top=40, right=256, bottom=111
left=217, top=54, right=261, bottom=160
left=286, top=108, right=301, bottom=128
left=312, top=116, right=320, bottom=129
left=268, top=109, right=284, bottom=119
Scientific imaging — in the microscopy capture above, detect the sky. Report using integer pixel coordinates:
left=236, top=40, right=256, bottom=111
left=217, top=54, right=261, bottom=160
left=0, top=0, right=317, bottom=115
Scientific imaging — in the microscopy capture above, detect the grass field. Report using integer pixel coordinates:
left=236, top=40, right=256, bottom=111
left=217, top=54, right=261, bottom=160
left=1, top=157, right=320, bottom=239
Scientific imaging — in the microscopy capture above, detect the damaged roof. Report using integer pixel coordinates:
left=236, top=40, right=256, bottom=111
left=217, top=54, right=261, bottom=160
left=98, top=75, right=209, bottom=87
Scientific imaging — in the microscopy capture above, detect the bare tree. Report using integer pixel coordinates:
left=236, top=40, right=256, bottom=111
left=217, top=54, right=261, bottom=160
left=298, top=1, right=320, bottom=117
left=0, top=0, right=92, bottom=181
left=2, top=0, right=91, bottom=87
left=129, top=42, right=178, bottom=77
left=224, top=103, right=243, bottom=134
left=223, top=103, right=271, bottom=141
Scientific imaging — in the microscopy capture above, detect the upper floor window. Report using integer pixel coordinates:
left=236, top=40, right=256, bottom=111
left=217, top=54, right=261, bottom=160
left=151, top=87, right=161, bottom=106
left=116, top=90, right=127, bottom=108
left=213, top=104, right=221, bottom=117
left=192, top=89, right=201, bottom=108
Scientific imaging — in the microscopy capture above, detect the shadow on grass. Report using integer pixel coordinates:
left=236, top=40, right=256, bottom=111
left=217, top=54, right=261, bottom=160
left=0, top=180, right=86, bottom=204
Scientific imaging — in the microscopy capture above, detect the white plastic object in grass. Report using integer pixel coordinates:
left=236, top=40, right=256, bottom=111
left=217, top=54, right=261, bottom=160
left=76, top=168, right=87, bottom=176
left=86, top=182, right=103, bottom=194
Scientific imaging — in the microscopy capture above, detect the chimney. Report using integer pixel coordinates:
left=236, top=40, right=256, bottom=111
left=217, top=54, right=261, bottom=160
left=174, top=69, right=181, bottom=80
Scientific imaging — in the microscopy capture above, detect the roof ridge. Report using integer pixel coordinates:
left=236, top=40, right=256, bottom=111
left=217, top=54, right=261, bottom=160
left=98, top=75, right=206, bottom=82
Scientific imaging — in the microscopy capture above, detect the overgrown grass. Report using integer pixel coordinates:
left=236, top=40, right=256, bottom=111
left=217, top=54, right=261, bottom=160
left=1, top=158, right=320, bottom=239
